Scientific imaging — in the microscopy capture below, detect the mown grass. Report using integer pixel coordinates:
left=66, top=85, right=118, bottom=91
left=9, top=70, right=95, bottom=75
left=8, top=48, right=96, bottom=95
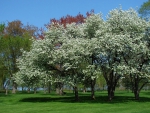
left=0, top=90, right=150, bottom=113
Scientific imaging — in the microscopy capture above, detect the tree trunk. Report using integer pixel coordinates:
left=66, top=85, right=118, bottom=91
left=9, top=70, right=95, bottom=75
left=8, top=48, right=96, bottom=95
left=73, top=87, right=75, bottom=93
left=83, top=85, right=86, bottom=93
left=43, top=85, right=47, bottom=94
left=74, top=86, right=79, bottom=101
left=56, top=88, right=59, bottom=94
left=48, top=82, right=51, bottom=94
left=103, top=84, right=105, bottom=91
left=21, top=86, right=24, bottom=91
left=5, top=86, right=8, bottom=95
left=27, top=87, right=30, bottom=93
left=5, top=79, right=10, bottom=95
left=12, top=81, right=17, bottom=94
left=91, top=79, right=96, bottom=100
left=59, top=83, right=63, bottom=95
left=59, top=87, right=63, bottom=95
left=107, top=70, right=115, bottom=101
left=107, top=85, right=114, bottom=101
left=134, top=90, right=139, bottom=100
left=56, top=82, right=63, bottom=95
left=133, top=75, right=140, bottom=100
left=34, top=87, right=37, bottom=94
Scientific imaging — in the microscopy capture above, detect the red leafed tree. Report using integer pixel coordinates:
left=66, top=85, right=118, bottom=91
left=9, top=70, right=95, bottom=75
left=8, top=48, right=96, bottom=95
left=38, top=10, right=94, bottom=40
left=45, top=9, right=94, bottom=28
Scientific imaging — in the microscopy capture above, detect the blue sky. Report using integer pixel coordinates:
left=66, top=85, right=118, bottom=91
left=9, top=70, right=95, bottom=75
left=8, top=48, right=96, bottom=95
left=0, top=0, right=147, bottom=29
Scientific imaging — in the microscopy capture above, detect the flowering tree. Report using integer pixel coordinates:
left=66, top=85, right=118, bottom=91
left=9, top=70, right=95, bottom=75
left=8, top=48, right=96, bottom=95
left=51, top=14, right=105, bottom=100
left=81, top=13, right=105, bottom=99
left=15, top=8, right=150, bottom=101
left=14, top=23, right=65, bottom=93
left=113, top=9, right=150, bottom=100
left=96, top=8, right=150, bottom=100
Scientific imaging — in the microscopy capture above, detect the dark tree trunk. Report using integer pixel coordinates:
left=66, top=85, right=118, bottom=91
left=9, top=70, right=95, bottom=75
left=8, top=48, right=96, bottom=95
left=105, top=70, right=120, bottom=101
left=21, top=86, right=24, bottom=91
left=91, top=78, right=96, bottom=100
left=107, top=70, right=114, bottom=101
left=73, top=87, right=75, bottom=93
left=107, top=85, right=115, bottom=101
left=58, top=83, right=63, bottom=95
left=56, top=82, right=63, bottom=95
left=27, top=87, right=30, bottom=93
left=133, top=75, right=140, bottom=100
left=48, top=82, right=51, bottom=94
left=90, top=54, right=96, bottom=99
left=134, top=90, right=139, bottom=100
left=74, top=86, right=79, bottom=101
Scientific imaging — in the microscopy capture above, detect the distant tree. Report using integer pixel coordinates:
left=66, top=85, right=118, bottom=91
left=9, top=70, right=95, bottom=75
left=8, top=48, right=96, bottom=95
left=0, top=23, right=5, bottom=36
left=139, top=0, right=150, bottom=19
left=0, top=20, right=38, bottom=94
left=0, top=23, right=7, bottom=90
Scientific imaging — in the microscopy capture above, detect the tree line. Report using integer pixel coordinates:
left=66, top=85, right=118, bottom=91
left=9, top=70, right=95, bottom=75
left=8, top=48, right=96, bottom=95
left=15, top=8, right=150, bottom=101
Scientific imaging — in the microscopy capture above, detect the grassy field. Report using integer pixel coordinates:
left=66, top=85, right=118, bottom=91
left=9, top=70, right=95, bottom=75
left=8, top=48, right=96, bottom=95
left=0, top=90, right=150, bottom=113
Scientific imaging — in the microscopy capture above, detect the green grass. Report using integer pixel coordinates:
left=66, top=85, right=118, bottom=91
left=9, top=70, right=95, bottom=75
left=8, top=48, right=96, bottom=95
left=0, top=90, right=150, bottom=113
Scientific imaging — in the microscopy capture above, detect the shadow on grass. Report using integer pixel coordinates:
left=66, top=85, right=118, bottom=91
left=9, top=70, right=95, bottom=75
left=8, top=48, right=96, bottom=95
left=141, top=91, right=150, bottom=96
left=19, top=95, right=150, bottom=104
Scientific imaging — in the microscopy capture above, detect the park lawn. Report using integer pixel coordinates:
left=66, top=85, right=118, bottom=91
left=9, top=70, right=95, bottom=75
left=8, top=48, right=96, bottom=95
left=0, top=91, right=150, bottom=113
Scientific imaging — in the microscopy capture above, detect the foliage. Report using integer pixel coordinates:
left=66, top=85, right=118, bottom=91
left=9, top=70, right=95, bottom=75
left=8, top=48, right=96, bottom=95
left=15, top=8, right=150, bottom=100
left=139, top=0, right=150, bottom=19
left=96, top=8, right=150, bottom=100
left=45, top=10, right=94, bottom=28
left=0, top=23, right=6, bottom=89
left=0, top=23, right=5, bottom=37
left=0, top=20, right=38, bottom=92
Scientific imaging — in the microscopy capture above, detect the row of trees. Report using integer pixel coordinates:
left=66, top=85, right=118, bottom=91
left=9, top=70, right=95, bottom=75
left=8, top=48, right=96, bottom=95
left=14, top=8, right=150, bottom=101
left=0, top=11, right=94, bottom=94
left=0, top=0, right=150, bottom=101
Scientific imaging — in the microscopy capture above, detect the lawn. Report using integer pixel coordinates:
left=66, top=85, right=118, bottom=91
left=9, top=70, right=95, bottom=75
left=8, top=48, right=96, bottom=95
left=0, top=90, right=150, bottom=113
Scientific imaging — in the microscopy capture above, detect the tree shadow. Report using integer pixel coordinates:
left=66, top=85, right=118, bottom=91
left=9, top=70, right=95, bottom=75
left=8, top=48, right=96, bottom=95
left=19, top=96, right=74, bottom=103
left=141, top=91, right=150, bottom=96
left=19, top=95, right=150, bottom=103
